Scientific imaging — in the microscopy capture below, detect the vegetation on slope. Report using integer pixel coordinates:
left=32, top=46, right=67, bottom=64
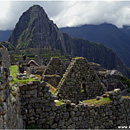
left=46, top=82, right=56, bottom=95
left=55, top=100, right=64, bottom=106
left=0, top=41, right=14, bottom=51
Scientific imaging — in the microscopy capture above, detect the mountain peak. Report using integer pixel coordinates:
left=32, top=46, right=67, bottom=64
left=8, top=5, right=65, bottom=52
left=27, top=4, right=46, bottom=15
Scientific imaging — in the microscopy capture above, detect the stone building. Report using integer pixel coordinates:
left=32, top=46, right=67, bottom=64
left=42, top=57, right=66, bottom=87
left=28, top=60, right=39, bottom=67
left=57, top=57, right=106, bottom=103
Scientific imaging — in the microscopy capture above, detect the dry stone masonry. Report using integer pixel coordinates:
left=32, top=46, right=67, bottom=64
left=0, top=44, right=130, bottom=129
left=0, top=44, right=10, bottom=68
left=19, top=81, right=130, bottom=129
left=0, top=50, right=23, bottom=128
left=57, top=57, right=106, bottom=103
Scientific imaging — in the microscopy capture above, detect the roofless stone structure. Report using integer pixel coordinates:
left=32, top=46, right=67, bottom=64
left=57, top=57, right=106, bottom=103
left=43, top=57, right=66, bottom=76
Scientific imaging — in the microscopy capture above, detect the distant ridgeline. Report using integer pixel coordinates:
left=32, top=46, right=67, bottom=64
left=60, top=24, right=130, bottom=68
left=0, top=30, right=12, bottom=42
left=0, top=5, right=128, bottom=78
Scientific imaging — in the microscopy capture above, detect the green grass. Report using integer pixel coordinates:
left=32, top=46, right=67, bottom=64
left=46, top=82, right=56, bottom=95
left=82, top=97, right=111, bottom=106
left=26, top=124, right=38, bottom=129
left=55, top=100, right=64, bottom=106
left=9, top=65, right=18, bottom=79
left=9, top=65, right=38, bottom=85
left=122, top=96, right=130, bottom=99
left=75, top=57, right=84, bottom=59
left=81, top=89, right=85, bottom=93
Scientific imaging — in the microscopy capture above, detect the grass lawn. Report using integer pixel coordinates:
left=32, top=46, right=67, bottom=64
left=82, top=97, right=112, bottom=106
left=9, top=65, right=38, bottom=85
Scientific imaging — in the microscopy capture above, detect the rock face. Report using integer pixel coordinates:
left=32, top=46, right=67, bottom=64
left=8, top=5, right=130, bottom=77
left=57, top=57, right=106, bottom=103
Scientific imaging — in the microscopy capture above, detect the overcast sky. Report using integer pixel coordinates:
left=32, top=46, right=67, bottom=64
left=1, top=1, right=130, bottom=30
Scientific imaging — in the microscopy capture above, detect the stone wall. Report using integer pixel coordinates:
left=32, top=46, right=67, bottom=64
left=43, top=75, right=61, bottom=88
left=19, top=81, right=57, bottom=128
left=19, top=81, right=130, bottom=129
left=0, top=44, right=10, bottom=68
left=57, top=57, right=106, bottom=103
left=0, top=67, right=23, bottom=129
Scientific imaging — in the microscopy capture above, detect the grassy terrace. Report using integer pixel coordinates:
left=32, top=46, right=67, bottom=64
left=9, top=65, right=38, bottom=85
left=82, top=97, right=112, bottom=106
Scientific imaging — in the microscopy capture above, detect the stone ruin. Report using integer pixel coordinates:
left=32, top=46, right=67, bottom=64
left=56, top=57, right=106, bottom=103
left=18, top=55, right=46, bottom=76
left=0, top=45, right=130, bottom=129
left=43, top=57, right=66, bottom=76
left=90, top=62, right=128, bottom=93
left=0, top=44, right=23, bottom=129
left=42, top=57, right=66, bottom=88
left=0, top=44, right=10, bottom=68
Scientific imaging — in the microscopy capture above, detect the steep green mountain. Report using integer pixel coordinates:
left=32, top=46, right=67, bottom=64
left=0, top=41, right=14, bottom=51
left=8, top=5, right=66, bottom=53
left=60, top=23, right=130, bottom=68
left=0, top=30, right=12, bottom=42
left=8, top=5, right=130, bottom=77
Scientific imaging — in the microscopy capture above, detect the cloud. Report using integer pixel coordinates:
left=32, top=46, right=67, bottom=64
left=1, top=1, right=130, bottom=30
